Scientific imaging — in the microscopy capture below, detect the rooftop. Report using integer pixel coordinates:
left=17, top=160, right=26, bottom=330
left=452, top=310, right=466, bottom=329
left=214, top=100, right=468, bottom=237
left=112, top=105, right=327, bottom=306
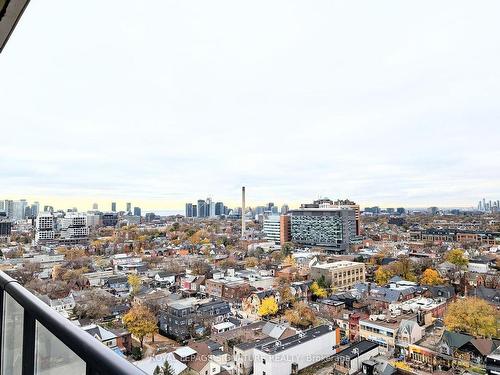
left=313, top=261, right=363, bottom=270
left=256, top=325, right=335, bottom=355
left=334, top=340, right=379, bottom=360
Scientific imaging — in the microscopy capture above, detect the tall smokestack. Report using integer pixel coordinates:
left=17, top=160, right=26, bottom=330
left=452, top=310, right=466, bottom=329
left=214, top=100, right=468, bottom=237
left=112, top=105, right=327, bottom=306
left=241, top=186, right=246, bottom=238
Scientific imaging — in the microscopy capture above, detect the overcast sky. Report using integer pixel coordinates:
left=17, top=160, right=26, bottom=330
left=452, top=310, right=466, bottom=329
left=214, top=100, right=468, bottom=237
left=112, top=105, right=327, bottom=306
left=1, top=1, right=499, bottom=211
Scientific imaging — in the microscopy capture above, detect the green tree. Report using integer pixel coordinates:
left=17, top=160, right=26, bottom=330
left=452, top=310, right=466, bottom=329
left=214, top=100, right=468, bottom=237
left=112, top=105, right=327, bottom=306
left=162, top=360, right=175, bottom=375
left=281, top=242, right=294, bottom=257
left=316, top=274, right=328, bottom=289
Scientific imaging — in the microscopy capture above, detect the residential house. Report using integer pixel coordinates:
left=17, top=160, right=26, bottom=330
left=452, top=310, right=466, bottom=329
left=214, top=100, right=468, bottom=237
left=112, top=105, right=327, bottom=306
left=133, top=352, right=187, bottom=375
left=81, top=324, right=124, bottom=357
left=159, top=298, right=231, bottom=341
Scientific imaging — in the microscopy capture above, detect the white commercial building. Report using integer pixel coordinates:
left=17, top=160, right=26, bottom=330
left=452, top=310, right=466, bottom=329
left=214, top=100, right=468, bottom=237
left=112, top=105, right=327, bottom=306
left=35, top=212, right=55, bottom=243
left=59, top=213, right=89, bottom=243
left=263, top=215, right=280, bottom=244
left=253, top=325, right=338, bottom=375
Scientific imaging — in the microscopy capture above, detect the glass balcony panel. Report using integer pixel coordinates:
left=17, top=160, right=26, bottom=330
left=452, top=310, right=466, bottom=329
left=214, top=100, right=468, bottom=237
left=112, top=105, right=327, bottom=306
left=35, top=321, right=86, bottom=375
left=2, top=292, right=24, bottom=375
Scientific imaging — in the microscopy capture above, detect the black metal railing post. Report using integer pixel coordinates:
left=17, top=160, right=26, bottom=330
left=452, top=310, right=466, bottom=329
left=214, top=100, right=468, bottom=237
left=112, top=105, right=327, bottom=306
left=0, top=271, right=145, bottom=375
left=22, top=310, right=35, bottom=375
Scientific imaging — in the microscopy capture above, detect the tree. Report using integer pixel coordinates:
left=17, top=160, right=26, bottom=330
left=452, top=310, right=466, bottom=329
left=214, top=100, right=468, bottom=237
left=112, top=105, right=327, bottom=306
left=420, top=269, right=443, bottom=286
left=316, top=274, right=328, bottom=289
left=258, top=297, right=278, bottom=317
left=310, top=281, right=328, bottom=299
left=153, top=361, right=174, bottom=375
left=73, top=289, right=115, bottom=319
left=283, top=255, right=297, bottom=267
left=444, top=297, right=498, bottom=337
left=190, top=260, right=211, bottom=276
left=281, top=242, right=294, bottom=257
left=8, top=262, right=41, bottom=285
left=445, top=249, right=468, bottom=268
left=374, top=267, right=391, bottom=286
left=123, top=304, right=158, bottom=348
left=390, top=256, right=417, bottom=282
left=285, top=302, right=317, bottom=328
left=162, top=360, right=175, bottom=375
left=244, top=257, right=259, bottom=268
left=271, top=251, right=284, bottom=263
left=128, top=274, right=142, bottom=295
left=276, top=283, right=295, bottom=306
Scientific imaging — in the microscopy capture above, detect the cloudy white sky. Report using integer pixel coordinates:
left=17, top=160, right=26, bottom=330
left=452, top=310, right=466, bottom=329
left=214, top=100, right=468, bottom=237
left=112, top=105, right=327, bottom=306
left=1, top=1, right=500, bottom=211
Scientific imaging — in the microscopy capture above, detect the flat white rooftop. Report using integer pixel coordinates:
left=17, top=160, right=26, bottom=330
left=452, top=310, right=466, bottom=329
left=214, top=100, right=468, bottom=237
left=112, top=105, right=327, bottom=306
left=313, top=261, right=362, bottom=269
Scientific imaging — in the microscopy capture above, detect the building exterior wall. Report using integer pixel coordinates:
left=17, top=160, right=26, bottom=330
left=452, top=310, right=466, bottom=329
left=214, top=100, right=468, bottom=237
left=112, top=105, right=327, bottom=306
left=311, top=261, right=366, bottom=289
left=289, top=209, right=356, bottom=251
left=280, top=215, right=291, bottom=244
left=359, top=320, right=396, bottom=353
left=253, top=329, right=337, bottom=374
left=263, top=215, right=281, bottom=244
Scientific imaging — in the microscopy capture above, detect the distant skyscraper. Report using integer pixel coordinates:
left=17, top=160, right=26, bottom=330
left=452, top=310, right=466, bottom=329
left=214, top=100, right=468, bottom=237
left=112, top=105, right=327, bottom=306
left=192, top=205, right=197, bottom=217
left=92, top=203, right=98, bottom=210
left=111, top=202, right=117, bottom=212
left=126, top=202, right=131, bottom=212
left=185, top=203, right=193, bottom=218
left=32, top=201, right=39, bottom=217
left=215, top=202, right=224, bottom=216
left=280, top=204, right=289, bottom=215
left=133, top=207, right=142, bottom=216
left=12, top=200, right=27, bottom=220
left=3, top=200, right=13, bottom=218
left=206, top=197, right=215, bottom=218
left=197, top=199, right=206, bottom=218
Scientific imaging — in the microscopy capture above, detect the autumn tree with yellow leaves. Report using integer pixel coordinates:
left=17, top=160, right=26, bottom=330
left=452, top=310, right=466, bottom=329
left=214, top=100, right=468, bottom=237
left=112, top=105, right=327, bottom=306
left=420, top=269, right=444, bottom=286
left=258, top=296, right=278, bottom=317
left=374, top=267, right=392, bottom=286
left=445, top=249, right=468, bottom=268
left=285, top=301, right=317, bottom=328
left=128, top=274, right=142, bottom=295
left=123, top=304, right=158, bottom=348
left=310, top=281, right=328, bottom=299
left=444, top=297, right=498, bottom=337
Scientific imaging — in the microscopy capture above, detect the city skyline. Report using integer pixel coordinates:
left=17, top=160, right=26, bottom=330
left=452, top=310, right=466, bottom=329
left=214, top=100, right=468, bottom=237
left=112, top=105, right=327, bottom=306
left=2, top=1, right=500, bottom=209
left=0, top=194, right=491, bottom=214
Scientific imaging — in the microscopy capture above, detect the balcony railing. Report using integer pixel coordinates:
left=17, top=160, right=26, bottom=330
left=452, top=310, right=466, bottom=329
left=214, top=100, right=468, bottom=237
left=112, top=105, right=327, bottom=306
left=0, top=271, right=145, bottom=374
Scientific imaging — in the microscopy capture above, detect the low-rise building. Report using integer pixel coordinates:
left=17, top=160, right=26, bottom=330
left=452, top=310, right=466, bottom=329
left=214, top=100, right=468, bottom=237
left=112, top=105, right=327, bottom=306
left=311, top=261, right=365, bottom=289
left=332, top=340, right=380, bottom=375
left=253, top=325, right=340, bottom=375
